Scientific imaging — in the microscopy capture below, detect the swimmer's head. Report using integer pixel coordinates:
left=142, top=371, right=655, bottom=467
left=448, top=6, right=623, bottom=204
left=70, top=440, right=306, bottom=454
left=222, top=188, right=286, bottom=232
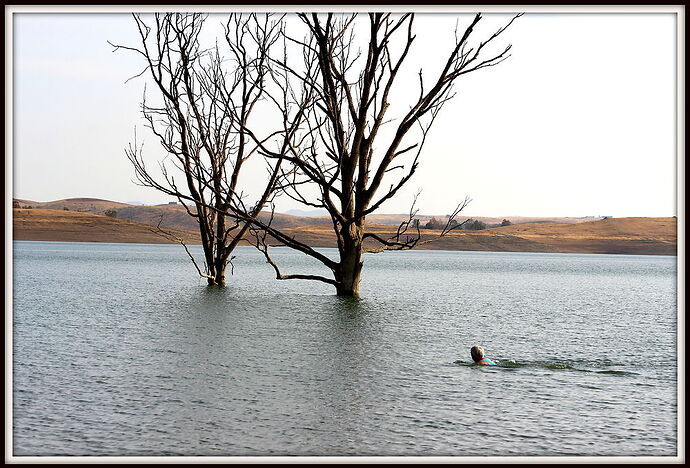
left=470, top=345, right=485, bottom=362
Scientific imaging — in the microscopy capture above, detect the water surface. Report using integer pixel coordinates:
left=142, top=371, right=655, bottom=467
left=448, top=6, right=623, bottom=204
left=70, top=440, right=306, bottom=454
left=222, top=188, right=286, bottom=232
left=12, top=242, right=678, bottom=457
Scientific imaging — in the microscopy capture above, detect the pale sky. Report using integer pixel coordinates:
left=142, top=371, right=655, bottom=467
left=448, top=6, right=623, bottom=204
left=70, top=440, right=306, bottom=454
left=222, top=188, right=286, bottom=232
left=9, top=7, right=680, bottom=218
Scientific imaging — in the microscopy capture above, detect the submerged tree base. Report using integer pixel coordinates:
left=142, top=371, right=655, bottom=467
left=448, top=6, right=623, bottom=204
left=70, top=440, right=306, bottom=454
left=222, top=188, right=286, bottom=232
left=335, top=279, right=361, bottom=297
left=336, top=289, right=360, bottom=297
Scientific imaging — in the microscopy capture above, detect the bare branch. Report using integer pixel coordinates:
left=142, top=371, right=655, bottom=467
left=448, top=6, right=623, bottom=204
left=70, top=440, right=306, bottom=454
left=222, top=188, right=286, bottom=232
left=149, top=215, right=214, bottom=280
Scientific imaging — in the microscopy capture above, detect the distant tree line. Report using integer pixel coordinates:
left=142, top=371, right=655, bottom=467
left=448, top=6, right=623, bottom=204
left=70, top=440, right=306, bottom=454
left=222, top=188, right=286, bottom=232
left=13, top=200, right=34, bottom=209
left=422, top=217, right=512, bottom=231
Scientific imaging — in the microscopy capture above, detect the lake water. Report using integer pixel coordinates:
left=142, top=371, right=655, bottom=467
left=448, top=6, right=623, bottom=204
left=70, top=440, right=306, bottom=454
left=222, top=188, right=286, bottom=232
left=11, top=241, right=678, bottom=458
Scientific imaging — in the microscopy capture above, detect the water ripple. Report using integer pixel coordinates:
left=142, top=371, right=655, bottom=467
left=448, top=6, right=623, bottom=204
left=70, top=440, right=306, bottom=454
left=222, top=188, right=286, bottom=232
left=12, top=242, right=677, bottom=457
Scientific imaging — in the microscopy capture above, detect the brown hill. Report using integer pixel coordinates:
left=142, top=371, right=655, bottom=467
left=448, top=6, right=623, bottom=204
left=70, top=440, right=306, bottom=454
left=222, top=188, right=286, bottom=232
left=13, top=198, right=333, bottom=231
left=272, top=217, right=676, bottom=255
left=12, top=208, right=677, bottom=256
left=12, top=208, right=201, bottom=245
left=485, top=217, right=677, bottom=255
left=14, top=197, right=130, bottom=212
left=13, top=198, right=599, bottom=235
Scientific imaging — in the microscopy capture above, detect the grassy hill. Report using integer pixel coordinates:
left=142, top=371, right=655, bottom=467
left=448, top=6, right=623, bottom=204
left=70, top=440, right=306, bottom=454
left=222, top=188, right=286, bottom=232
left=12, top=208, right=202, bottom=245
left=270, top=217, right=676, bottom=255
left=13, top=197, right=597, bottom=232
left=12, top=205, right=677, bottom=256
left=13, top=198, right=333, bottom=231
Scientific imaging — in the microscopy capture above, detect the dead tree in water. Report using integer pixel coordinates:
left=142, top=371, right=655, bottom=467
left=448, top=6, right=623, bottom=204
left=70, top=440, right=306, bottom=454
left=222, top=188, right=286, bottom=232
left=112, top=13, right=310, bottom=286
left=245, top=13, right=521, bottom=296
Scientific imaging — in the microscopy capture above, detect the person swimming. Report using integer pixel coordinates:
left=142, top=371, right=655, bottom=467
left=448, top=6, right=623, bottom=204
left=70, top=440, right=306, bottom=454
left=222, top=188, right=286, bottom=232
left=471, top=345, right=496, bottom=366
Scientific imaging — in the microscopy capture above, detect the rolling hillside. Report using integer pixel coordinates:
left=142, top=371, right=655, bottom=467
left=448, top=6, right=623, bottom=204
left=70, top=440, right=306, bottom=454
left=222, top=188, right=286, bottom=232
left=14, top=197, right=597, bottom=232
left=12, top=206, right=677, bottom=256
left=14, top=198, right=331, bottom=231
left=12, top=208, right=202, bottom=245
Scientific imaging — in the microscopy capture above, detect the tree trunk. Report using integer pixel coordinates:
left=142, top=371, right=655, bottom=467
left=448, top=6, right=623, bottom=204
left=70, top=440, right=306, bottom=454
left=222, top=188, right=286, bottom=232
left=336, top=224, right=364, bottom=296
left=209, top=241, right=228, bottom=286
left=211, top=208, right=227, bottom=287
left=201, top=237, right=228, bottom=287
left=207, top=270, right=226, bottom=286
left=208, top=262, right=226, bottom=286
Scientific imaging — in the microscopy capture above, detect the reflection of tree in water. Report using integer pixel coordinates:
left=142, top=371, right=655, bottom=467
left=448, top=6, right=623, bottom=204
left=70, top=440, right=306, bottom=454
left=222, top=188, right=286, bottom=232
left=289, top=296, right=391, bottom=453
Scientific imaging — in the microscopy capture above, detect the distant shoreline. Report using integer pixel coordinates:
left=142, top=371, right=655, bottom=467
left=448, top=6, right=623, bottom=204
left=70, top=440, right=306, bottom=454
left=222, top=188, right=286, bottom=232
left=11, top=239, right=679, bottom=259
left=12, top=208, right=677, bottom=256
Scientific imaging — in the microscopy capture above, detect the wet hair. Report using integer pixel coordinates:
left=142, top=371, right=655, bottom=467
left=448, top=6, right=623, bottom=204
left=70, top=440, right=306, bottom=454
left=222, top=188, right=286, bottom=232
left=471, top=345, right=485, bottom=362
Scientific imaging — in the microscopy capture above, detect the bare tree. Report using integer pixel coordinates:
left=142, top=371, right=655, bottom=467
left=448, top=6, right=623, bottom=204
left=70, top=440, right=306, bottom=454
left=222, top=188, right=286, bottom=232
left=111, top=13, right=311, bottom=286
left=243, top=12, right=521, bottom=296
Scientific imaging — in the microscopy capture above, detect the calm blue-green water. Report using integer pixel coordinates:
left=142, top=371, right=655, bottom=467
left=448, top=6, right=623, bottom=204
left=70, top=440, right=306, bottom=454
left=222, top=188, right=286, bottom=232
left=12, top=241, right=678, bottom=457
